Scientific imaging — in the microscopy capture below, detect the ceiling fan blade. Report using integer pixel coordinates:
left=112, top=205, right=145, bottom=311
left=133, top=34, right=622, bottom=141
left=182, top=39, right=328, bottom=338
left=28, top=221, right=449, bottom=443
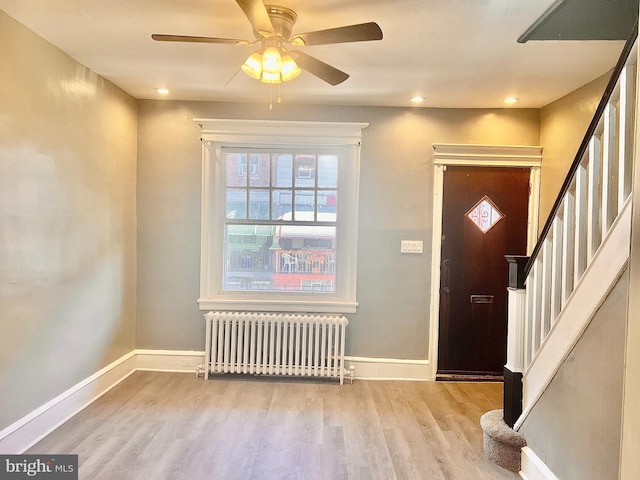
left=151, top=34, right=247, bottom=45
left=236, top=0, right=274, bottom=36
left=291, top=22, right=383, bottom=46
left=290, top=51, right=349, bottom=86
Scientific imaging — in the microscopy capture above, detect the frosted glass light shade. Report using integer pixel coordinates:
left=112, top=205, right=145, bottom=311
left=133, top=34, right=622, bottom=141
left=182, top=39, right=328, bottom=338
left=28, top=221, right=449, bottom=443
left=262, top=47, right=282, bottom=74
left=241, top=52, right=262, bottom=80
left=280, top=54, right=301, bottom=82
left=260, top=71, right=281, bottom=84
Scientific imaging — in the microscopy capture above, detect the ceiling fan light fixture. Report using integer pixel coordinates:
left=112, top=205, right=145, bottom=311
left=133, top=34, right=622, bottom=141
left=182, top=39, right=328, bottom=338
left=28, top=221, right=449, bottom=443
left=280, top=54, right=301, bottom=82
left=241, top=52, right=263, bottom=80
left=153, top=2, right=384, bottom=93
left=243, top=47, right=298, bottom=84
left=262, top=46, right=282, bottom=74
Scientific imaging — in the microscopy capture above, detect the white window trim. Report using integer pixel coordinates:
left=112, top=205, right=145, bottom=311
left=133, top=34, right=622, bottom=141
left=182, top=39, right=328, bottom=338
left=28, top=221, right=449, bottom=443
left=196, top=119, right=368, bottom=313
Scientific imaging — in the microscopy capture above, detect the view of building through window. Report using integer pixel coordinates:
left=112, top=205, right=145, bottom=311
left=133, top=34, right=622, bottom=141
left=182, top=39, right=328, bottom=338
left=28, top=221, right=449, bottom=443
left=223, top=150, right=338, bottom=293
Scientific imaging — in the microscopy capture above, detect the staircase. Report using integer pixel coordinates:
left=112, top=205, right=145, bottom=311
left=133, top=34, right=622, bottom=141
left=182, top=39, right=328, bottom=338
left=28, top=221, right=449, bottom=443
left=504, top=25, right=638, bottom=479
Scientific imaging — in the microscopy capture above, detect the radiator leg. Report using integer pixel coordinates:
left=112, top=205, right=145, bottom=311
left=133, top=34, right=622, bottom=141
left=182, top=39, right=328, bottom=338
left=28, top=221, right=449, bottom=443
left=204, top=315, right=212, bottom=380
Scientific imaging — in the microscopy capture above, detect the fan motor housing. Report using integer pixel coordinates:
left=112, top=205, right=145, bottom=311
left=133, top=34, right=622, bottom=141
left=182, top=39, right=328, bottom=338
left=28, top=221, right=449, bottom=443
left=264, top=5, right=297, bottom=40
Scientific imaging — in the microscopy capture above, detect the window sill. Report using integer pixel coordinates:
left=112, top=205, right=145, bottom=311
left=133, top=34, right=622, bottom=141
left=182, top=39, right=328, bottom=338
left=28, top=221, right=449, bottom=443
left=198, top=297, right=357, bottom=314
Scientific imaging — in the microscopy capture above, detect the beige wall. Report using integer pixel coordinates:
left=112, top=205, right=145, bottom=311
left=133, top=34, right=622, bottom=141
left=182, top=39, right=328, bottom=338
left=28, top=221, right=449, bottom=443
left=538, top=71, right=611, bottom=230
left=0, top=11, right=137, bottom=431
left=519, top=269, right=628, bottom=480
left=619, top=23, right=640, bottom=476
left=136, top=101, right=540, bottom=358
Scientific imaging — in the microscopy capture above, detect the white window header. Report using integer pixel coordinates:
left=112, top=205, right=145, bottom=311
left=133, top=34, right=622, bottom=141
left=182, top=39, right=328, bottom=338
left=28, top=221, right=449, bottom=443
left=195, top=118, right=369, bottom=146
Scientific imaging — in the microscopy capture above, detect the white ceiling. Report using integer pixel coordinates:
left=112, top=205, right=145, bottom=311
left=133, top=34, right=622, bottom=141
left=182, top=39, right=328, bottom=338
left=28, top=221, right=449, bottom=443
left=0, top=0, right=627, bottom=108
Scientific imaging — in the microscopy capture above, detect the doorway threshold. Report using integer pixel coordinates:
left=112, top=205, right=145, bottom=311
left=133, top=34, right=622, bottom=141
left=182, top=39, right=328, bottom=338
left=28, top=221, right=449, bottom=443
left=436, top=372, right=504, bottom=382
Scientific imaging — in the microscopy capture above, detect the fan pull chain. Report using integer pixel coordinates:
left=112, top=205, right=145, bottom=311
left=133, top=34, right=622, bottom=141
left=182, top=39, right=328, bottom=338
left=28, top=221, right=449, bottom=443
left=268, top=83, right=283, bottom=110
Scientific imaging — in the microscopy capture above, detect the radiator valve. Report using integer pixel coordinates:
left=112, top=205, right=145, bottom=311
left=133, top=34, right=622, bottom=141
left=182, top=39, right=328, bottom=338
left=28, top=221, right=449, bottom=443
left=347, top=365, right=355, bottom=384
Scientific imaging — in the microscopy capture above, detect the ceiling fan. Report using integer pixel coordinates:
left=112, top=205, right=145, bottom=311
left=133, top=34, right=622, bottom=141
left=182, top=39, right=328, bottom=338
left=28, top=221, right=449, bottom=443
left=151, top=0, right=383, bottom=86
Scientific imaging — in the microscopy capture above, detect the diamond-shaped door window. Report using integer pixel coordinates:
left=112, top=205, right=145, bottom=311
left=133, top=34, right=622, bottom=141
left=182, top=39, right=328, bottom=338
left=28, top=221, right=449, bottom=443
left=466, top=195, right=505, bottom=233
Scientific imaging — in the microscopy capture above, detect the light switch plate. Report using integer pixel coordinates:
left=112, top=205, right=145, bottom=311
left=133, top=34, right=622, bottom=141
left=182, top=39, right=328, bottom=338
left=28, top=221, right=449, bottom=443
left=401, top=240, right=423, bottom=254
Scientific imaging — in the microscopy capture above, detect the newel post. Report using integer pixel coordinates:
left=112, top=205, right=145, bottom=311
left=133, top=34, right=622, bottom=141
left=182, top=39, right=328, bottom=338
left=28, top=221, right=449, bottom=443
left=504, top=255, right=529, bottom=428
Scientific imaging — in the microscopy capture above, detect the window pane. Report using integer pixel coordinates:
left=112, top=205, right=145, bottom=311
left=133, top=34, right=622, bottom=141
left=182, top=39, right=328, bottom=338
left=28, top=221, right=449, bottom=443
left=248, top=153, right=270, bottom=187
left=226, top=188, right=247, bottom=219
left=466, top=195, right=505, bottom=233
left=295, top=154, right=316, bottom=188
left=226, top=153, right=247, bottom=187
left=272, top=189, right=293, bottom=220
left=318, top=155, right=338, bottom=188
left=272, top=154, right=293, bottom=187
left=249, top=190, right=270, bottom=220
left=294, top=190, right=315, bottom=221
left=223, top=224, right=336, bottom=293
left=318, top=190, right=337, bottom=216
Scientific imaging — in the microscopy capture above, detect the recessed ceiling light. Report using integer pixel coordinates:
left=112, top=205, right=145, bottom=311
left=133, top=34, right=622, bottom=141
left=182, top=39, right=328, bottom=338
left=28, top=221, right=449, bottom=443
left=504, top=97, right=519, bottom=105
left=411, top=96, right=425, bottom=103
left=156, top=88, right=170, bottom=95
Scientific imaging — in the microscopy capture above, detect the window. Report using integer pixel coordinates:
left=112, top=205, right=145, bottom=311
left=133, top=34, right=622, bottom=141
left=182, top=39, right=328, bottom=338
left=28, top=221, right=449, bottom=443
left=466, top=195, right=505, bottom=234
left=222, top=149, right=338, bottom=293
left=197, top=119, right=367, bottom=313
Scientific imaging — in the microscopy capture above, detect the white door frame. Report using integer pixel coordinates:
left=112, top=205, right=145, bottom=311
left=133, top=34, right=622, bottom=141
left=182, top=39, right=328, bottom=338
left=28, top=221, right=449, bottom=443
left=427, top=144, right=543, bottom=380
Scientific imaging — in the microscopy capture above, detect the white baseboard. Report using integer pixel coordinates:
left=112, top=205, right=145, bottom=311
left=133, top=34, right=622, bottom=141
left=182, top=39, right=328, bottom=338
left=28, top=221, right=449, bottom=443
left=134, top=349, right=205, bottom=373
left=0, top=350, right=429, bottom=453
left=0, top=351, right=137, bottom=454
left=345, top=356, right=430, bottom=381
left=520, top=447, right=559, bottom=480
left=135, top=350, right=431, bottom=381
left=0, top=349, right=206, bottom=454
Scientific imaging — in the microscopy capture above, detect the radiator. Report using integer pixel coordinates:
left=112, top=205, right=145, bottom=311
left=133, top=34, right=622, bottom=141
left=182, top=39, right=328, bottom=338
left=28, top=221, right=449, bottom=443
left=204, top=311, right=349, bottom=384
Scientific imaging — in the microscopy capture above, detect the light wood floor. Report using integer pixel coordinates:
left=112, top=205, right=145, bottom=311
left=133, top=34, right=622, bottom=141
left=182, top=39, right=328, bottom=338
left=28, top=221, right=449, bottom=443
left=28, top=371, right=518, bottom=480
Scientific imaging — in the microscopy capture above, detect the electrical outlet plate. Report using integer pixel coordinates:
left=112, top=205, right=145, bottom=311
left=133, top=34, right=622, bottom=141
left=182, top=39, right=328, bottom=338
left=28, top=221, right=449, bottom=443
left=401, top=240, right=423, bottom=254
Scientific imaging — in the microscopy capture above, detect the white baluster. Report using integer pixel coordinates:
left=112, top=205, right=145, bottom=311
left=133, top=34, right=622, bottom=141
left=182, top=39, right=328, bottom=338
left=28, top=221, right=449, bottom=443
left=602, top=102, right=618, bottom=233
left=561, top=191, right=576, bottom=306
left=574, top=161, right=588, bottom=280
left=618, top=64, right=635, bottom=209
left=550, top=215, right=564, bottom=323
left=587, top=135, right=602, bottom=259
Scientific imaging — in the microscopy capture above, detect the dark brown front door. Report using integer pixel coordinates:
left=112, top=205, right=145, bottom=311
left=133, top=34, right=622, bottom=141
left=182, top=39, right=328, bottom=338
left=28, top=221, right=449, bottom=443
left=437, top=166, right=530, bottom=377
